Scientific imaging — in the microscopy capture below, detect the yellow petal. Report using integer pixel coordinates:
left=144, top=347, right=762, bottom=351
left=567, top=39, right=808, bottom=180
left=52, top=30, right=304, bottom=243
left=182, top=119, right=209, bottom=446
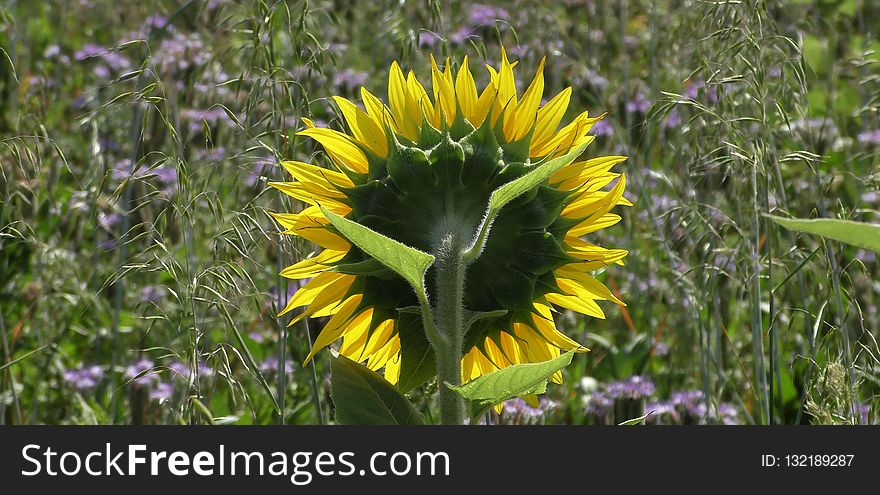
left=279, top=249, right=346, bottom=279
left=339, top=307, right=375, bottom=361
left=297, top=127, right=369, bottom=173
left=361, top=318, right=396, bottom=362
left=565, top=175, right=627, bottom=225
left=455, top=55, right=478, bottom=124
left=267, top=181, right=351, bottom=214
left=509, top=57, right=545, bottom=141
left=280, top=160, right=354, bottom=189
left=388, top=61, right=420, bottom=141
left=361, top=87, right=397, bottom=134
left=531, top=111, right=598, bottom=158
left=271, top=210, right=349, bottom=251
left=555, top=268, right=625, bottom=306
left=563, top=174, right=627, bottom=219
left=528, top=307, right=586, bottom=351
left=277, top=272, right=350, bottom=316
left=545, top=292, right=606, bottom=319
left=567, top=213, right=622, bottom=237
left=383, top=349, right=401, bottom=384
left=407, top=70, right=435, bottom=127
left=530, top=88, right=572, bottom=152
left=550, top=155, right=627, bottom=190
left=304, top=294, right=364, bottom=363
left=332, top=96, right=388, bottom=157
left=430, top=54, right=456, bottom=125
left=492, top=47, right=518, bottom=128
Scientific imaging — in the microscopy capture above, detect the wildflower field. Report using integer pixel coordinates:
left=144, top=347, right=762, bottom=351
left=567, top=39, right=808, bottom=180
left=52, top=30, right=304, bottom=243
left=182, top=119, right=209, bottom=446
left=2, top=0, right=879, bottom=426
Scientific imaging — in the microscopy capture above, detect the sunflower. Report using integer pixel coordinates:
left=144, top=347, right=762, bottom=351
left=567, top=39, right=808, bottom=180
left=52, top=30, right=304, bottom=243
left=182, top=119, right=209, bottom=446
left=270, top=48, right=629, bottom=408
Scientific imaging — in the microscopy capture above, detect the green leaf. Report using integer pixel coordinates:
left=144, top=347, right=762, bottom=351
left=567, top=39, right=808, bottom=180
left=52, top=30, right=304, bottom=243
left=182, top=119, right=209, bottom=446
left=765, top=215, right=880, bottom=252
left=396, top=311, right=436, bottom=393
left=487, top=142, right=589, bottom=216
left=449, top=350, right=577, bottom=410
left=462, top=309, right=508, bottom=333
left=320, top=206, right=435, bottom=291
left=465, top=142, right=590, bottom=263
left=330, top=352, right=424, bottom=425
left=330, top=258, right=388, bottom=276
left=618, top=412, right=653, bottom=426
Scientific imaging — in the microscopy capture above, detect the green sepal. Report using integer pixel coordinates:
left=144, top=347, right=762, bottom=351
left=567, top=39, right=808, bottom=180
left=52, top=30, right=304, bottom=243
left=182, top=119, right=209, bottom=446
left=386, top=138, right=433, bottom=192
left=417, top=115, right=443, bottom=148
left=458, top=119, right=503, bottom=186
left=428, top=131, right=466, bottom=185
left=498, top=122, right=536, bottom=164
left=449, top=99, right=476, bottom=141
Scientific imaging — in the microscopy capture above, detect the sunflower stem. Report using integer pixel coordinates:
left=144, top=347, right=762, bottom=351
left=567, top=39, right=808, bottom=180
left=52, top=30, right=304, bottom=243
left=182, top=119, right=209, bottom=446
left=433, top=234, right=466, bottom=425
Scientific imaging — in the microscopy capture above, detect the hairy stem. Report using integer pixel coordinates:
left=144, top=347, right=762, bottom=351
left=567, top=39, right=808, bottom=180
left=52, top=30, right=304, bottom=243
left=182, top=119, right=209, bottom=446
left=433, top=234, right=466, bottom=425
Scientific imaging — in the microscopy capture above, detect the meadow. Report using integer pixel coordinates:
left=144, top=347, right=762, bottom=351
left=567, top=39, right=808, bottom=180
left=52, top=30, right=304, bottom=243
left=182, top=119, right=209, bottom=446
left=1, top=0, right=878, bottom=425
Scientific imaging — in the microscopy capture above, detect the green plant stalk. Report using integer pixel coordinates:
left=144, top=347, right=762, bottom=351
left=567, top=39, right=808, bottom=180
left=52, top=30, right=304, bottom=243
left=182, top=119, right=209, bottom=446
left=432, top=234, right=466, bottom=425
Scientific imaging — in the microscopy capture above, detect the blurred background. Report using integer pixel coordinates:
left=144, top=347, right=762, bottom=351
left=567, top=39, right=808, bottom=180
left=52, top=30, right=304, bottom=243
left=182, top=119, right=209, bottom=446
left=0, top=0, right=878, bottom=425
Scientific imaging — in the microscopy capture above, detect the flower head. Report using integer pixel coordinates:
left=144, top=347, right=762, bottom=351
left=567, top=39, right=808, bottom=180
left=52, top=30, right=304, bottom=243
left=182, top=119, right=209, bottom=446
left=270, top=48, right=629, bottom=393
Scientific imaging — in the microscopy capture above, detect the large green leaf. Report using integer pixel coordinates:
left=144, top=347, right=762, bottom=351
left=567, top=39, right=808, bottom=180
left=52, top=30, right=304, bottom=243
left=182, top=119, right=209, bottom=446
left=765, top=215, right=880, bottom=252
left=487, top=142, right=589, bottom=216
left=464, top=143, right=589, bottom=262
left=449, top=350, right=576, bottom=410
left=320, top=206, right=435, bottom=291
left=329, top=352, right=424, bottom=425
left=396, top=311, right=436, bottom=393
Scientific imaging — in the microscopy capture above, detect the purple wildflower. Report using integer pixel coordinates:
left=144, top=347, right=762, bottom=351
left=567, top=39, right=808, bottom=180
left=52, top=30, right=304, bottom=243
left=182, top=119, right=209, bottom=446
left=93, top=65, right=110, bottom=78
left=151, top=166, right=178, bottom=184
left=418, top=32, right=438, bottom=48
left=246, top=158, right=274, bottom=187
left=572, top=67, right=609, bottom=91
left=180, top=107, right=233, bottom=132
left=63, top=365, right=104, bottom=391
left=333, top=69, right=368, bottom=91
left=97, top=238, right=117, bottom=251
left=150, top=382, right=174, bottom=401
left=259, top=356, right=295, bottom=375
left=855, top=249, right=876, bottom=264
left=450, top=27, right=475, bottom=45
left=653, top=341, right=669, bottom=357
left=168, top=361, right=215, bottom=380
left=468, top=4, right=509, bottom=27
left=684, top=79, right=718, bottom=103
left=198, top=147, right=226, bottom=161
left=607, top=376, right=655, bottom=400
left=154, top=32, right=210, bottom=73
left=126, top=358, right=157, bottom=386
left=857, top=130, right=880, bottom=145
left=98, top=212, right=121, bottom=230
left=75, top=43, right=107, bottom=61
left=503, top=397, right=553, bottom=419
left=140, top=285, right=167, bottom=303
left=44, top=45, right=61, bottom=58
left=144, top=15, right=170, bottom=31
left=589, top=119, right=613, bottom=136
left=626, top=92, right=651, bottom=114
left=585, top=376, right=655, bottom=418
left=664, top=109, right=682, bottom=129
